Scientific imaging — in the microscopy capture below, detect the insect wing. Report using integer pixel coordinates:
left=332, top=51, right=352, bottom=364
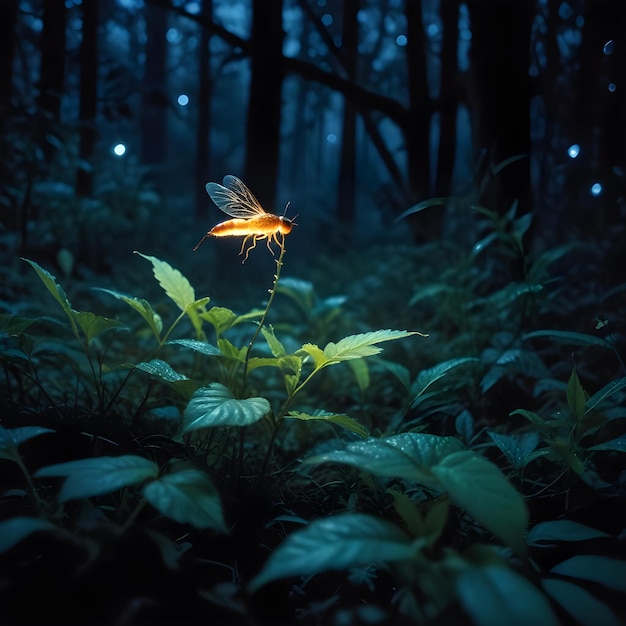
left=205, top=175, right=267, bottom=219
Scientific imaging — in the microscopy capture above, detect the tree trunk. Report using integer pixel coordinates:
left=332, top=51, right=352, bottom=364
left=0, top=0, right=18, bottom=118
left=37, top=0, right=67, bottom=162
left=337, top=0, right=359, bottom=224
left=434, top=0, right=459, bottom=198
left=76, top=0, right=100, bottom=197
left=141, top=3, right=169, bottom=189
left=244, top=0, right=284, bottom=209
left=195, top=0, right=213, bottom=219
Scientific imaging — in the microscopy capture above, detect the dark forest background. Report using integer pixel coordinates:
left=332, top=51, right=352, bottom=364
left=1, top=0, right=624, bottom=285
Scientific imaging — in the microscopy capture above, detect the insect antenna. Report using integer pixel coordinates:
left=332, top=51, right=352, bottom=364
left=193, top=232, right=210, bottom=251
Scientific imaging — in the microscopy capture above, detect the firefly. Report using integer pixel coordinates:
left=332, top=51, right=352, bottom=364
left=193, top=175, right=297, bottom=262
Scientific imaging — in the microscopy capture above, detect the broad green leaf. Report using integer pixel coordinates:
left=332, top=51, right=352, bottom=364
left=35, top=455, right=159, bottom=502
left=509, top=408, right=546, bottom=426
left=388, top=490, right=448, bottom=544
left=550, top=555, right=626, bottom=592
left=527, top=520, right=610, bottom=546
left=411, top=357, right=478, bottom=404
left=22, top=258, right=74, bottom=319
left=585, top=377, right=626, bottom=414
left=261, top=325, right=286, bottom=357
left=0, top=314, right=38, bottom=336
left=278, top=355, right=303, bottom=395
left=167, top=338, right=221, bottom=357
left=0, top=517, right=61, bottom=554
left=287, top=411, right=369, bottom=438
left=248, top=513, right=416, bottom=592
left=183, top=296, right=212, bottom=335
left=306, top=433, right=463, bottom=483
left=523, top=330, right=610, bottom=349
left=566, top=367, right=586, bottom=422
left=375, top=358, right=411, bottom=391
left=487, top=431, right=540, bottom=471
left=143, top=461, right=227, bottom=532
left=431, top=451, right=528, bottom=555
left=96, top=288, right=163, bottom=338
left=0, top=425, right=55, bottom=462
left=299, top=343, right=328, bottom=369
left=588, top=436, right=626, bottom=452
left=72, top=311, right=124, bottom=344
left=135, top=359, right=189, bottom=382
left=457, top=566, right=559, bottom=626
left=182, top=383, right=270, bottom=433
left=348, top=358, right=370, bottom=393
left=542, top=578, right=621, bottom=626
left=201, top=306, right=263, bottom=336
left=245, top=356, right=283, bottom=371
left=217, top=338, right=247, bottom=362
left=135, top=252, right=195, bottom=311
left=324, top=329, right=424, bottom=363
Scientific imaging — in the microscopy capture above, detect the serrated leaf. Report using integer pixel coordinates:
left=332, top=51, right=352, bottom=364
left=299, top=343, right=328, bottom=368
left=22, top=258, right=73, bottom=319
left=182, top=383, right=270, bottom=433
left=167, top=338, right=221, bottom=357
left=96, top=288, right=163, bottom=338
left=0, top=517, right=61, bottom=554
left=458, top=566, right=559, bottom=626
left=200, top=307, right=263, bottom=337
left=527, top=520, right=610, bottom=546
left=287, top=411, right=369, bottom=438
left=488, top=431, right=540, bottom=471
left=261, top=325, right=286, bottom=357
left=248, top=513, right=415, bottom=592
left=323, top=329, right=424, bottom=364
left=135, top=252, right=195, bottom=311
left=143, top=461, right=227, bottom=532
left=567, top=367, right=586, bottom=422
left=411, top=357, right=478, bottom=404
left=431, top=451, right=528, bottom=555
left=72, top=311, right=124, bottom=344
left=135, top=359, right=189, bottom=382
left=217, top=338, right=246, bottom=362
left=542, top=579, right=621, bottom=626
left=35, top=455, right=159, bottom=502
left=550, top=555, right=626, bottom=592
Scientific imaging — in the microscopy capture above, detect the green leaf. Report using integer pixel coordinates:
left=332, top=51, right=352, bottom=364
left=394, top=197, right=451, bottom=223
left=431, top=452, right=528, bottom=555
left=410, top=358, right=478, bottom=404
left=588, top=436, right=626, bottom=452
left=550, top=555, right=626, bottom=592
left=566, top=367, right=586, bottom=422
left=35, top=455, right=159, bottom=502
left=217, top=338, right=247, bottom=362
left=487, top=431, right=540, bottom=471
left=0, top=314, right=38, bottom=336
left=135, top=252, right=196, bottom=311
left=542, top=578, right=622, bottom=626
left=183, top=296, right=212, bottom=335
left=0, top=425, right=55, bottom=463
left=458, top=566, right=559, bottom=626
left=509, top=408, right=546, bottom=427
left=323, top=329, right=424, bottom=364
left=135, top=359, right=189, bottom=382
left=96, top=288, right=163, bottom=339
left=287, top=411, right=369, bottom=438
left=182, top=383, right=270, bottom=433
left=585, top=377, right=626, bottom=414
left=523, top=330, right=610, bottom=349
left=299, top=343, right=328, bottom=369
left=261, top=325, right=286, bottom=357
left=348, top=358, right=370, bottom=393
left=0, top=517, right=61, bottom=555
left=22, top=258, right=74, bottom=319
left=278, top=355, right=303, bottom=395
left=527, top=520, right=610, bottom=546
left=72, top=311, right=124, bottom=344
left=167, top=338, right=221, bottom=357
left=142, top=461, right=227, bottom=532
left=200, top=306, right=263, bottom=336
left=248, top=512, right=416, bottom=592
left=306, top=433, right=464, bottom=483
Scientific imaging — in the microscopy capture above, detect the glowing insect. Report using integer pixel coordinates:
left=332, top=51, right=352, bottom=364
left=193, top=175, right=297, bottom=262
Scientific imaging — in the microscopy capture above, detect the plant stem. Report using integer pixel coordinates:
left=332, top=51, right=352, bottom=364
left=241, top=236, right=287, bottom=391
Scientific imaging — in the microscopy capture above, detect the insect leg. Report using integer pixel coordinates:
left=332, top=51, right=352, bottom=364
left=242, top=235, right=264, bottom=263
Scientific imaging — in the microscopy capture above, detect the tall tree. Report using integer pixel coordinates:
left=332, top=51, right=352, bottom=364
left=37, top=0, right=67, bottom=162
left=337, top=0, right=359, bottom=224
left=195, top=0, right=213, bottom=219
left=244, top=0, right=284, bottom=209
left=141, top=3, right=169, bottom=189
left=76, top=0, right=100, bottom=197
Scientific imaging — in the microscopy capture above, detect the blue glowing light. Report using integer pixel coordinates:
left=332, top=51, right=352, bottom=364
left=396, top=35, right=407, bottom=46
left=608, top=82, right=616, bottom=93
left=590, top=182, right=602, bottom=196
left=326, top=133, right=337, bottom=144
left=603, top=40, right=615, bottom=55
left=177, top=94, right=189, bottom=106
left=567, top=144, right=580, bottom=158
left=113, top=143, right=126, bottom=157
left=321, top=13, right=333, bottom=26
